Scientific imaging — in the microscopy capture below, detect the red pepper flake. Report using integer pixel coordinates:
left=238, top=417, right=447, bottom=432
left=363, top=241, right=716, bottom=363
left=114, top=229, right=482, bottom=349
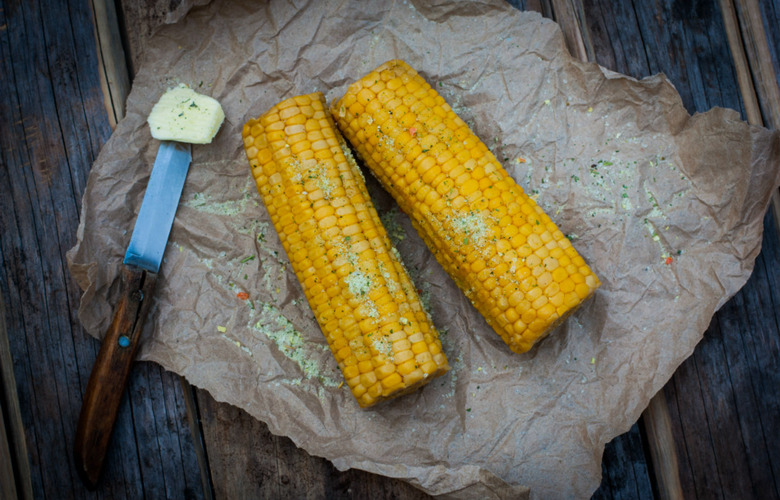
left=665, top=257, right=673, bottom=265
left=516, top=157, right=526, bottom=163
left=236, top=292, right=250, bottom=300
left=409, top=127, right=417, bottom=137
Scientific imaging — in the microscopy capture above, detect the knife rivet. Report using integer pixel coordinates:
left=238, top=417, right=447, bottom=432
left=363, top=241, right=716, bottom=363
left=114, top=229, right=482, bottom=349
left=118, top=335, right=131, bottom=348
left=132, top=290, right=144, bottom=302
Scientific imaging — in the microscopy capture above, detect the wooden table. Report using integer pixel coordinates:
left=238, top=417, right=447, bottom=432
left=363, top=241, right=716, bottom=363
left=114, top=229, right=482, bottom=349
left=2, top=0, right=778, bottom=498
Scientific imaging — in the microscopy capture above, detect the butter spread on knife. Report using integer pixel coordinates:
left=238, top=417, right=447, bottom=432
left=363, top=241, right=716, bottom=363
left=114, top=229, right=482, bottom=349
left=148, top=84, right=225, bottom=144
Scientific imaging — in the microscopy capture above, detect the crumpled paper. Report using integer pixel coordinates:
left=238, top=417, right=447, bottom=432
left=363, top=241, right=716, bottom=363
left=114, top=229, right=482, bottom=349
left=67, top=0, right=780, bottom=498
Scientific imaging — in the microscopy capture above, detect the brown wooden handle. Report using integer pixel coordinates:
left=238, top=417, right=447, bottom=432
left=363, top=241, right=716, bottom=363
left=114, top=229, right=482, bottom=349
left=74, top=264, right=157, bottom=488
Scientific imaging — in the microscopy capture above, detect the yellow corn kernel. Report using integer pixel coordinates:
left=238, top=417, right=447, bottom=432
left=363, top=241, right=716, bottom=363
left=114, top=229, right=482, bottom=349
left=242, top=92, right=449, bottom=407
left=331, top=61, right=600, bottom=354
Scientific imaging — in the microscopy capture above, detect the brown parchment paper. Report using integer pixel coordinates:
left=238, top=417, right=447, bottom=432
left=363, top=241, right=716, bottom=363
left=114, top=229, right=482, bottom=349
left=67, top=1, right=780, bottom=498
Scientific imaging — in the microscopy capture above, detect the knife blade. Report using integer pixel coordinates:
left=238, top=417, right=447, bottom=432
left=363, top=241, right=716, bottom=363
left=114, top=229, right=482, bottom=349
left=74, top=140, right=192, bottom=488
left=124, top=141, right=192, bottom=272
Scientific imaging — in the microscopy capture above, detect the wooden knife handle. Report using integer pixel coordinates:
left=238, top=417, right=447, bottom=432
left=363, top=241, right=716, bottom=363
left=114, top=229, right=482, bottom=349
left=74, top=264, right=157, bottom=489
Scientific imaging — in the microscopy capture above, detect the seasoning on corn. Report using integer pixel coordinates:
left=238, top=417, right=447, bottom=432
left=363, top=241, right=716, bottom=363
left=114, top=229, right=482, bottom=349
left=331, top=60, right=600, bottom=354
left=242, top=92, right=449, bottom=407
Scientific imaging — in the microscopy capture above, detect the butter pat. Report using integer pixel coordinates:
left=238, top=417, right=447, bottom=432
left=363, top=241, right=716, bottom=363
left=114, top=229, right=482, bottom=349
left=147, top=84, right=225, bottom=144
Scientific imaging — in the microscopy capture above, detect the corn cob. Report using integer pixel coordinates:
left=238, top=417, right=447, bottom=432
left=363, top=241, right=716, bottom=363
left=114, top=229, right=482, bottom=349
left=242, top=92, right=449, bottom=407
left=331, top=60, right=600, bottom=354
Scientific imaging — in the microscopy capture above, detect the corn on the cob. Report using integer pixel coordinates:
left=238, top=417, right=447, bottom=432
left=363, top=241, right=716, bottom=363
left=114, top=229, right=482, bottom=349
left=331, top=60, right=600, bottom=354
left=242, top=92, right=449, bottom=407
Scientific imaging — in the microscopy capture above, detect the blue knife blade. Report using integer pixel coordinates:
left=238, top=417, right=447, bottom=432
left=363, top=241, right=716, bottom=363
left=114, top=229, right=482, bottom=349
left=124, top=141, right=192, bottom=273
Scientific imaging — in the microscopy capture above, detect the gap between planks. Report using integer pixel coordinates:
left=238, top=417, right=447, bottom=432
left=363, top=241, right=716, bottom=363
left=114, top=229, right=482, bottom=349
left=91, top=0, right=130, bottom=128
left=0, top=292, right=34, bottom=499
left=90, top=0, right=215, bottom=496
left=720, top=0, right=780, bottom=235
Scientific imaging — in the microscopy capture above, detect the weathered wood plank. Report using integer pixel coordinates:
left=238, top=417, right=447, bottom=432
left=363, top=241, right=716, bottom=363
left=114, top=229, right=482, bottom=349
left=720, top=0, right=765, bottom=126
left=691, top=317, right=758, bottom=496
left=179, top=376, right=215, bottom=499
left=758, top=1, right=780, bottom=94
left=550, top=0, right=590, bottom=61
left=591, top=423, right=654, bottom=500
left=662, top=362, right=723, bottom=499
left=733, top=0, right=780, bottom=129
left=2, top=0, right=90, bottom=494
left=0, top=294, right=30, bottom=500
left=749, top=212, right=780, bottom=490
left=0, top=394, right=19, bottom=500
left=91, top=0, right=131, bottom=126
left=728, top=0, right=780, bottom=237
left=641, top=394, right=683, bottom=500
left=115, top=0, right=187, bottom=78
left=586, top=0, right=654, bottom=83
left=0, top=0, right=204, bottom=497
left=196, top=388, right=430, bottom=499
left=711, top=237, right=780, bottom=497
left=597, top=0, right=744, bottom=115
left=665, top=211, right=780, bottom=500
left=507, top=0, right=546, bottom=15
left=127, top=363, right=205, bottom=499
left=734, top=212, right=780, bottom=493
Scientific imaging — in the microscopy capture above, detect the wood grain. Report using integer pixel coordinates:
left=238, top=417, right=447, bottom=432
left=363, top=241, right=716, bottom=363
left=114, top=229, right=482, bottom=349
left=75, top=266, right=157, bottom=488
left=719, top=0, right=765, bottom=125
left=196, top=389, right=431, bottom=499
left=91, top=0, right=131, bottom=126
left=0, top=0, right=203, bottom=497
left=591, top=422, right=654, bottom=500
left=508, top=0, right=546, bottom=15
left=0, top=395, right=19, bottom=500
left=720, top=0, right=780, bottom=237
left=550, top=0, right=590, bottom=62
left=642, top=394, right=683, bottom=500
left=179, top=376, right=215, bottom=500
left=115, top=0, right=188, bottom=78
left=0, top=294, right=31, bottom=500
left=757, top=2, right=780, bottom=93
left=733, top=0, right=780, bottom=129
